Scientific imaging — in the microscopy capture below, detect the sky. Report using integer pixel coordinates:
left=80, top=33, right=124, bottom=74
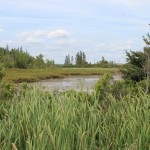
left=0, top=0, right=150, bottom=64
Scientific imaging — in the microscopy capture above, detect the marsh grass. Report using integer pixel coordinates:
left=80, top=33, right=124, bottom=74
left=0, top=86, right=149, bottom=150
left=3, top=68, right=118, bottom=83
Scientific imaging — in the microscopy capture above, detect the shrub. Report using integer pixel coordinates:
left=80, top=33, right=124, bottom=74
left=93, top=73, right=112, bottom=100
left=93, top=73, right=147, bottom=100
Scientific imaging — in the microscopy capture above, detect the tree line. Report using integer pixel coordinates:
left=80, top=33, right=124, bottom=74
left=64, top=51, right=117, bottom=68
left=0, top=46, right=55, bottom=69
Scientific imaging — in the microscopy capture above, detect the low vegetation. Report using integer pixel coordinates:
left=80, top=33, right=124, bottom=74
left=0, top=77, right=150, bottom=149
left=2, top=68, right=118, bottom=83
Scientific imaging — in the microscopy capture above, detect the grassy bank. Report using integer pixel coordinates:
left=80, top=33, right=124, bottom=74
left=3, top=68, right=118, bottom=83
left=0, top=87, right=149, bottom=149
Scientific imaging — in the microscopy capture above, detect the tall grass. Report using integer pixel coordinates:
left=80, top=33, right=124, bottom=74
left=0, top=87, right=150, bottom=149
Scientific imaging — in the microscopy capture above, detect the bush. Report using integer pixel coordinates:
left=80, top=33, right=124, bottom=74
left=93, top=73, right=112, bottom=100
left=93, top=73, right=148, bottom=100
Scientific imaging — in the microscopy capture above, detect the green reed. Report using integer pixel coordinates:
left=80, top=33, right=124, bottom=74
left=0, top=87, right=149, bottom=150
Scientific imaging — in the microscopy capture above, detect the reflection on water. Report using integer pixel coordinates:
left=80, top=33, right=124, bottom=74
left=32, top=75, right=121, bottom=93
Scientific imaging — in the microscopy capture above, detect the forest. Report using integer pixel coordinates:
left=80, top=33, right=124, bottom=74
left=0, top=46, right=55, bottom=69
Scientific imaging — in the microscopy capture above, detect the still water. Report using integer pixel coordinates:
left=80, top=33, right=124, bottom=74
left=32, top=75, right=121, bottom=93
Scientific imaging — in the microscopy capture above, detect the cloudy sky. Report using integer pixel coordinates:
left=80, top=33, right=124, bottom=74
left=0, top=0, right=150, bottom=64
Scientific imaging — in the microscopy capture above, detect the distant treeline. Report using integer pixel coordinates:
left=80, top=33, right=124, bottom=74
left=0, top=46, right=55, bottom=69
left=0, top=46, right=120, bottom=69
left=64, top=51, right=119, bottom=68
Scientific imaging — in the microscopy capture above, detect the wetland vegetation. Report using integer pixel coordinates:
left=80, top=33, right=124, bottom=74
left=0, top=74, right=150, bottom=150
left=3, top=68, right=118, bottom=83
left=0, top=32, right=150, bottom=149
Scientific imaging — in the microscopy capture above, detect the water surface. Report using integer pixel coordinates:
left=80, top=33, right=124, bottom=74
left=32, top=75, right=121, bottom=93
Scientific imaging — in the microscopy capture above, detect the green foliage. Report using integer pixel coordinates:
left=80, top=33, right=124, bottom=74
left=93, top=73, right=112, bottom=99
left=45, top=59, right=55, bottom=68
left=136, top=80, right=150, bottom=93
left=64, top=54, right=74, bottom=67
left=143, top=32, right=150, bottom=93
left=0, top=83, right=15, bottom=100
left=121, top=63, right=145, bottom=83
left=64, top=51, right=88, bottom=67
left=97, top=56, right=108, bottom=65
left=121, top=31, right=150, bottom=83
left=143, top=33, right=150, bottom=45
left=120, top=51, right=146, bottom=82
left=126, top=50, right=146, bottom=68
left=35, top=54, right=45, bottom=69
left=94, top=56, right=118, bottom=68
left=75, top=51, right=88, bottom=66
left=0, top=87, right=149, bottom=149
left=94, top=73, right=129, bottom=100
left=0, top=47, right=55, bottom=69
left=0, top=65, right=5, bottom=82
left=93, top=73, right=150, bottom=100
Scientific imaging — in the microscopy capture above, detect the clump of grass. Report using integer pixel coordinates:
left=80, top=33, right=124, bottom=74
left=0, top=86, right=149, bottom=149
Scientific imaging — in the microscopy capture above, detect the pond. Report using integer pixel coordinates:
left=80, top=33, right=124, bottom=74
left=32, top=75, right=121, bottom=93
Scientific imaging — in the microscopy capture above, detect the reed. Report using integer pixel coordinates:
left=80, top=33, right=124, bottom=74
left=0, top=87, right=149, bottom=149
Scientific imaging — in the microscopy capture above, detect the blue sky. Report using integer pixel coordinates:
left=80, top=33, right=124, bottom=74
left=0, top=0, right=150, bottom=64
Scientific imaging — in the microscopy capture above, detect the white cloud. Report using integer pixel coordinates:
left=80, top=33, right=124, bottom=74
left=47, top=29, right=70, bottom=38
left=15, top=29, right=70, bottom=46
left=17, top=29, right=70, bottom=39
left=26, top=37, right=43, bottom=44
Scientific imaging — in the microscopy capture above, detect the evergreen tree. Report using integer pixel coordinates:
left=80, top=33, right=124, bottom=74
left=75, top=51, right=87, bottom=66
left=143, top=33, right=150, bottom=93
left=75, top=52, right=79, bottom=65
left=64, top=54, right=71, bottom=65
left=82, top=52, right=86, bottom=64
left=71, top=56, right=74, bottom=65
left=120, top=50, right=146, bottom=82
